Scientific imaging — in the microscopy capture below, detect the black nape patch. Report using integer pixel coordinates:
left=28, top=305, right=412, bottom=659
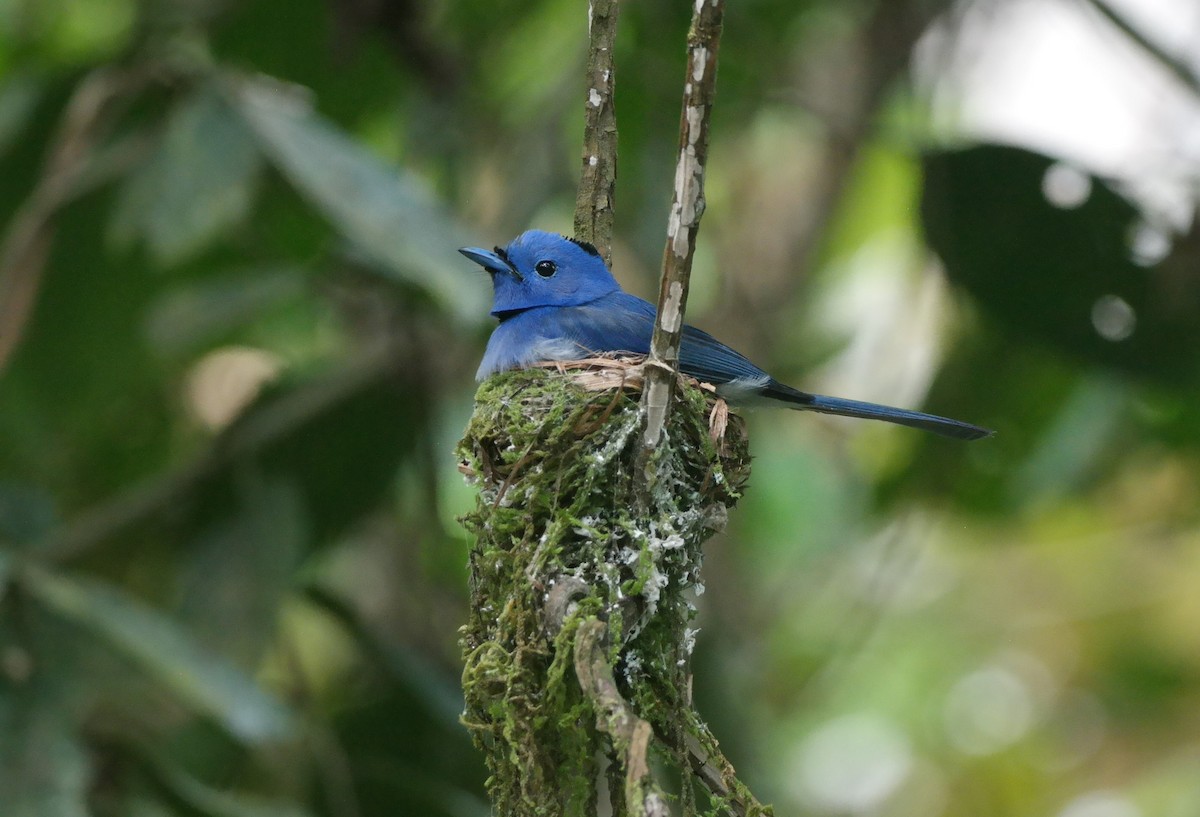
left=566, top=236, right=601, bottom=257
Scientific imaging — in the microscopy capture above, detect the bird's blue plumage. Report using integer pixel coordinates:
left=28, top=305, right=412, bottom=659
left=460, top=230, right=992, bottom=441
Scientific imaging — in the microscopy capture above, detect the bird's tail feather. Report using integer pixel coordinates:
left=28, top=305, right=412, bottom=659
left=764, top=381, right=993, bottom=441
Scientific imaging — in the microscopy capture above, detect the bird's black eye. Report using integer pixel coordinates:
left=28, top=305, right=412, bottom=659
left=535, top=260, right=557, bottom=278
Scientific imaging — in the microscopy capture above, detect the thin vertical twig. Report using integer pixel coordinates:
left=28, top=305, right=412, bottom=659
left=640, top=0, right=726, bottom=450
left=574, top=0, right=620, bottom=264
left=0, top=67, right=145, bottom=374
left=1081, top=0, right=1200, bottom=95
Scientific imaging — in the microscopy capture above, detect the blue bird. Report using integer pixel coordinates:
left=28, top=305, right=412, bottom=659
left=460, top=230, right=991, bottom=441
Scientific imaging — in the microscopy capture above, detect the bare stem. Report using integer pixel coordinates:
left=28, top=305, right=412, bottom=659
left=1082, top=0, right=1200, bottom=95
left=573, top=0, right=620, bottom=264
left=0, top=67, right=146, bottom=373
left=640, top=0, right=726, bottom=451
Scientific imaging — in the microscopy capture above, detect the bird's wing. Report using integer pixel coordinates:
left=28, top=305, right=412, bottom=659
left=678, top=324, right=770, bottom=386
left=557, top=293, right=654, bottom=356
left=562, top=293, right=768, bottom=387
left=541, top=296, right=993, bottom=439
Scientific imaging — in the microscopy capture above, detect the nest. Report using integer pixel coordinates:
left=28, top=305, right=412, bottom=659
left=456, top=359, right=752, bottom=817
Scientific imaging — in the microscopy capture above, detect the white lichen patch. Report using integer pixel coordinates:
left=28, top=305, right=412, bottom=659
left=686, top=105, right=703, bottom=145
left=692, top=47, right=708, bottom=82
left=671, top=144, right=702, bottom=258
left=588, top=410, right=642, bottom=468
left=659, top=281, right=685, bottom=333
left=683, top=627, right=699, bottom=656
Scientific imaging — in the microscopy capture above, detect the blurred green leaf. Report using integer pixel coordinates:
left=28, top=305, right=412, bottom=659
left=483, top=0, right=583, bottom=126
left=123, top=798, right=176, bottom=817
left=734, top=426, right=861, bottom=567
left=1008, top=377, right=1127, bottom=505
left=216, top=360, right=421, bottom=546
left=877, top=334, right=1083, bottom=514
left=112, top=86, right=263, bottom=265
left=23, top=567, right=296, bottom=743
left=0, top=482, right=59, bottom=547
left=179, top=476, right=307, bottom=667
left=15, top=0, right=136, bottom=66
left=303, top=585, right=463, bottom=730
left=334, top=694, right=489, bottom=817
left=0, top=73, right=43, bottom=158
left=1101, top=637, right=1196, bottom=724
left=209, top=0, right=408, bottom=127
left=231, top=76, right=486, bottom=323
left=0, top=673, right=90, bottom=817
left=143, top=265, right=307, bottom=356
left=0, top=190, right=176, bottom=506
left=140, top=746, right=313, bottom=817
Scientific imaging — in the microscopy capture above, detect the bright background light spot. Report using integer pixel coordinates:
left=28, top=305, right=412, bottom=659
left=790, top=713, right=913, bottom=813
left=1091, top=295, right=1137, bottom=341
left=943, top=666, right=1036, bottom=755
left=186, top=346, right=283, bottom=430
left=1042, top=163, right=1093, bottom=209
left=1057, top=790, right=1142, bottom=817
left=1128, top=222, right=1173, bottom=266
left=920, top=0, right=1200, bottom=224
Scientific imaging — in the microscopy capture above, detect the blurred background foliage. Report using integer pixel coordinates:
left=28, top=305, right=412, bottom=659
left=1, top=0, right=1199, bottom=815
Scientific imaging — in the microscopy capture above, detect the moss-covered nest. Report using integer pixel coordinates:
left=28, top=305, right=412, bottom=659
left=457, top=362, right=754, bottom=817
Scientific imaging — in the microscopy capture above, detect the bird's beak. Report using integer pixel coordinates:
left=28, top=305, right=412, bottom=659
left=458, top=246, right=523, bottom=281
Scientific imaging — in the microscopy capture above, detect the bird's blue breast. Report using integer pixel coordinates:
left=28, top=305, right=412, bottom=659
left=476, top=296, right=650, bottom=380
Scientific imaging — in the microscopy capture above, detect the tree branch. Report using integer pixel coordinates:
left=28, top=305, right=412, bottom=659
left=573, top=0, right=620, bottom=263
left=640, top=0, right=726, bottom=451
left=0, top=67, right=146, bottom=374
left=573, top=618, right=669, bottom=817
left=1082, top=0, right=1200, bottom=96
left=677, top=717, right=771, bottom=817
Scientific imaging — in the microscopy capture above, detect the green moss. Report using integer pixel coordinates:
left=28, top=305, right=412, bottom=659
left=457, top=366, right=752, bottom=817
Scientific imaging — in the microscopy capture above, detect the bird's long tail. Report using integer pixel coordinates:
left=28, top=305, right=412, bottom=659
left=764, top=380, right=993, bottom=441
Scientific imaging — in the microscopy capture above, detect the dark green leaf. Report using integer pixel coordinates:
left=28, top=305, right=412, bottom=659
left=0, top=673, right=90, bottom=817
left=0, top=189, right=176, bottom=505
left=0, top=482, right=59, bottom=547
left=141, top=747, right=313, bottom=817
left=178, top=476, right=308, bottom=667
left=23, top=567, right=296, bottom=743
left=922, top=144, right=1200, bottom=386
left=143, top=265, right=307, bottom=356
left=0, top=73, right=43, bottom=159
left=112, top=86, right=263, bottom=265
left=244, top=366, right=420, bottom=545
left=231, top=77, right=487, bottom=323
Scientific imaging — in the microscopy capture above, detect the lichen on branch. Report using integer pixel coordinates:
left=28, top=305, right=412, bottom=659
left=457, top=363, right=754, bottom=816
left=641, top=0, right=726, bottom=451
left=573, top=0, right=619, bottom=263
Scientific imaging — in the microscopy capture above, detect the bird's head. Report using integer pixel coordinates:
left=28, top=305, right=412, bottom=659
left=459, top=230, right=620, bottom=317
